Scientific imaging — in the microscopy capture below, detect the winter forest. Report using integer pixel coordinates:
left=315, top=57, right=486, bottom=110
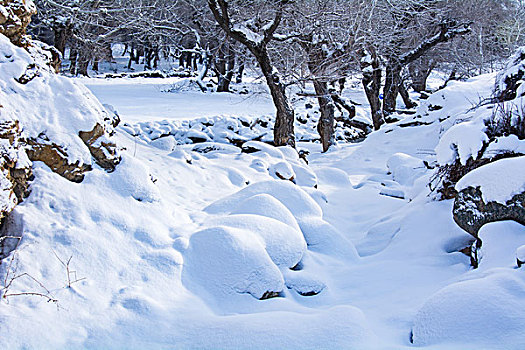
left=0, top=0, right=525, bottom=348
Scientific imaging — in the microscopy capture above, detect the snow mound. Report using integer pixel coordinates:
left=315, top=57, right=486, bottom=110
left=456, top=156, right=525, bottom=204
left=205, top=214, right=307, bottom=268
left=110, top=155, right=160, bottom=202
left=387, top=153, right=426, bottom=186
left=477, top=221, right=525, bottom=269
left=412, top=270, right=525, bottom=348
left=283, top=269, right=326, bottom=296
left=183, top=226, right=284, bottom=299
left=205, top=180, right=357, bottom=259
left=435, top=117, right=489, bottom=165
left=270, top=161, right=295, bottom=181
left=231, top=193, right=301, bottom=231
left=205, top=180, right=323, bottom=219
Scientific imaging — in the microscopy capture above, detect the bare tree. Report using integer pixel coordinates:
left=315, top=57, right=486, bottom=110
left=208, top=0, right=295, bottom=147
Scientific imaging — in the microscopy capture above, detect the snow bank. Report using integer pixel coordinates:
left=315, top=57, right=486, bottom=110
left=412, top=221, right=525, bottom=348
left=456, top=156, right=525, bottom=204
left=183, top=226, right=284, bottom=299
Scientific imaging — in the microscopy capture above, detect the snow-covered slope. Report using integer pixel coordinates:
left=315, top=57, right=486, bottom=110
left=0, top=41, right=524, bottom=350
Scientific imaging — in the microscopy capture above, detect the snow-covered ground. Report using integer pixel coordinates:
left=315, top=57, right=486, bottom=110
left=79, top=77, right=276, bottom=122
left=1, top=48, right=525, bottom=349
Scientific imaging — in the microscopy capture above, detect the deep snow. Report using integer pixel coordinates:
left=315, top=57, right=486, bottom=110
left=1, top=50, right=524, bottom=350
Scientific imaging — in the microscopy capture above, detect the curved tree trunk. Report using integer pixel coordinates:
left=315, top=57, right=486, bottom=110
left=313, top=80, right=335, bottom=152
left=256, top=47, right=295, bottom=147
left=359, top=47, right=384, bottom=130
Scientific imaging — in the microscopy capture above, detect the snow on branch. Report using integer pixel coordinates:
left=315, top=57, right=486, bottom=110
left=399, top=21, right=472, bottom=66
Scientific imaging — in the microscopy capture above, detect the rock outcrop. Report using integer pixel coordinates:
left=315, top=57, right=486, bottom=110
left=0, top=0, right=36, bottom=47
left=0, top=1, right=120, bottom=229
left=0, top=120, right=32, bottom=223
left=79, top=123, right=120, bottom=172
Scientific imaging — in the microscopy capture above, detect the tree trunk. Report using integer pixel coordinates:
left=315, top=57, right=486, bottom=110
left=54, top=26, right=67, bottom=57
left=313, top=80, right=335, bottom=152
left=217, top=43, right=235, bottom=92
left=135, top=47, right=142, bottom=64
left=255, top=47, right=295, bottom=147
left=236, top=57, right=245, bottom=83
left=92, top=58, right=99, bottom=72
left=383, top=60, right=402, bottom=116
left=409, top=57, right=435, bottom=92
left=77, top=45, right=91, bottom=76
left=359, top=48, right=384, bottom=130
left=69, top=48, right=78, bottom=75
left=399, top=82, right=416, bottom=109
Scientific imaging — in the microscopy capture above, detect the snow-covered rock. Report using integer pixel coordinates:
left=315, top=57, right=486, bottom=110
left=453, top=157, right=525, bottom=237
left=205, top=214, right=307, bottom=268
left=183, top=226, right=285, bottom=300
left=411, top=270, right=525, bottom=348
left=456, top=156, right=525, bottom=204
left=495, top=46, right=525, bottom=101
left=231, top=193, right=301, bottom=231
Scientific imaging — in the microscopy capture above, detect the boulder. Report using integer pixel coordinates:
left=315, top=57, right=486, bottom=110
left=453, top=186, right=525, bottom=238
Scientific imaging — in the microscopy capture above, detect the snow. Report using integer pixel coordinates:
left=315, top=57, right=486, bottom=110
left=183, top=226, right=285, bottom=300
left=79, top=77, right=276, bottom=123
left=2, top=36, right=525, bottom=350
left=517, top=245, right=525, bottom=263
left=412, top=221, right=525, bottom=348
left=0, top=34, right=110, bottom=166
left=231, top=193, right=301, bottom=231
left=456, top=156, right=525, bottom=204
left=204, top=214, right=307, bottom=268
left=484, top=134, right=525, bottom=157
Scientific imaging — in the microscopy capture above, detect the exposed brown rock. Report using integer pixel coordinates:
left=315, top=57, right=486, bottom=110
left=0, top=120, right=32, bottom=223
left=79, top=123, right=121, bottom=172
left=25, top=139, right=91, bottom=183
left=0, top=0, right=37, bottom=47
